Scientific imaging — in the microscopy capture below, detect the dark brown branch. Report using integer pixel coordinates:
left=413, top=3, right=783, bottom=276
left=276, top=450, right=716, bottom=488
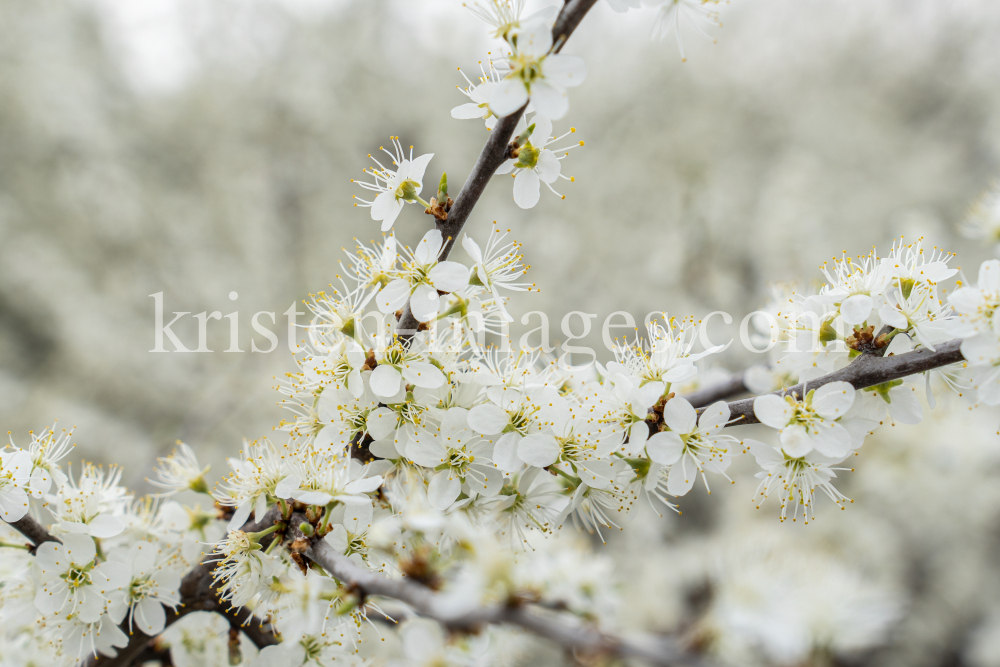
left=285, top=514, right=706, bottom=667
left=705, top=339, right=965, bottom=426
left=1, top=510, right=282, bottom=667
left=396, top=0, right=598, bottom=339
left=9, top=513, right=58, bottom=552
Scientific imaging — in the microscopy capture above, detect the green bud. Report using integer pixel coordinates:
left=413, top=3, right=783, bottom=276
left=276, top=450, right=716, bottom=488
left=437, top=172, right=448, bottom=202
left=515, top=123, right=536, bottom=147
left=299, top=522, right=315, bottom=536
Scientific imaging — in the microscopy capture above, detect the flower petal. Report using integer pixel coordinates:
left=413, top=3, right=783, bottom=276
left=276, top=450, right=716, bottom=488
left=663, top=397, right=697, bottom=434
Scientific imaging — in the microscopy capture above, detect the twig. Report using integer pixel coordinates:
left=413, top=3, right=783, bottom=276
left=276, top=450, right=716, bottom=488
left=396, top=0, right=599, bottom=338
left=9, top=514, right=57, bottom=553
left=285, top=513, right=707, bottom=667
left=702, top=339, right=965, bottom=426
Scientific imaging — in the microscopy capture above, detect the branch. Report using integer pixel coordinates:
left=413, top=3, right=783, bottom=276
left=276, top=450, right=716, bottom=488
left=705, top=339, right=965, bottom=426
left=285, top=514, right=707, bottom=667
left=3, top=510, right=279, bottom=667
left=396, top=0, right=599, bottom=338
left=9, top=513, right=58, bottom=552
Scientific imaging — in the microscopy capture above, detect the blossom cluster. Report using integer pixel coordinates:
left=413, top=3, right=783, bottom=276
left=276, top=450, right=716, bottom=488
left=0, top=2, right=992, bottom=666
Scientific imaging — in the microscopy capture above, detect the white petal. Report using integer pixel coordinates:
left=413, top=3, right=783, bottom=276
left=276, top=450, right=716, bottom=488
left=370, top=191, right=398, bottom=222
left=517, top=434, right=560, bottom=468
left=407, top=153, right=434, bottom=187
left=808, top=421, right=852, bottom=458
left=366, top=407, right=397, bottom=441
left=344, top=476, right=383, bottom=494
left=314, top=424, right=351, bottom=456
left=667, top=459, right=696, bottom=496
left=979, top=259, right=1000, bottom=293
left=529, top=80, right=569, bottom=120
left=840, top=294, right=874, bottom=325
left=754, top=395, right=793, bottom=429
left=492, top=432, right=523, bottom=472
left=452, top=102, right=486, bottom=119
left=135, top=598, right=166, bottom=636
left=343, top=502, right=373, bottom=534
left=878, top=305, right=909, bottom=330
left=401, top=361, right=445, bottom=389
left=746, top=439, right=783, bottom=466
left=490, top=77, right=530, bottom=118
left=462, top=235, right=483, bottom=263
left=780, top=424, right=813, bottom=457
left=645, top=431, right=684, bottom=465
left=698, top=401, right=731, bottom=432
left=887, top=387, right=923, bottom=425
left=542, top=54, right=587, bottom=89
left=377, top=280, right=411, bottom=314
left=512, top=168, right=541, bottom=209
left=427, top=470, right=461, bottom=510
left=369, top=364, right=402, bottom=398
left=530, top=115, right=553, bottom=144
left=88, top=513, right=125, bottom=538
left=517, top=20, right=554, bottom=57
left=811, top=381, right=855, bottom=419
left=535, top=149, right=561, bottom=183
left=467, top=403, right=510, bottom=435
left=663, top=397, right=697, bottom=434
left=415, top=229, right=444, bottom=264
left=410, top=283, right=441, bottom=322
left=429, top=261, right=471, bottom=293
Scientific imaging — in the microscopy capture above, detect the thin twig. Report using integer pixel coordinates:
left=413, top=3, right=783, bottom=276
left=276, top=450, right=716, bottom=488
left=285, top=514, right=708, bottom=667
left=701, top=339, right=965, bottom=426
left=396, top=0, right=599, bottom=338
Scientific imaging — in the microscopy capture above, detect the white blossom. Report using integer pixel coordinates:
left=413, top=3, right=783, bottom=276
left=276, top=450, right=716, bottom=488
left=490, top=20, right=587, bottom=120
left=754, top=382, right=856, bottom=459
left=496, top=115, right=583, bottom=208
left=352, top=137, right=434, bottom=231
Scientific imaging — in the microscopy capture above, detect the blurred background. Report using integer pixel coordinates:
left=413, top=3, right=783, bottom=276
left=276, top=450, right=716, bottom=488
left=2, top=0, right=1000, bottom=664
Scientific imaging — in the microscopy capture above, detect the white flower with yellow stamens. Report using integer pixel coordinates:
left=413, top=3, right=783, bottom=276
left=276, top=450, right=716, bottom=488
left=376, top=229, right=471, bottom=322
left=490, top=20, right=587, bottom=120
left=496, top=115, right=583, bottom=208
left=351, top=137, right=434, bottom=231
left=462, top=224, right=532, bottom=322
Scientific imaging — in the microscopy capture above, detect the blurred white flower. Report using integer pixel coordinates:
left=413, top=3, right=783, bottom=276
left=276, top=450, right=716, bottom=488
left=0, top=448, right=31, bottom=522
left=646, top=0, right=725, bottom=61
left=961, top=183, right=1000, bottom=250
left=149, top=442, right=210, bottom=497
left=45, top=463, right=130, bottom=538
left=462, top=224, right=532, bottom=322
left=746, top=440, right=852, bottom=523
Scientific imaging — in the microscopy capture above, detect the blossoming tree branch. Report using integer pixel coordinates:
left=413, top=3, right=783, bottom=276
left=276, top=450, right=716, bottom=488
left=2, top=1, right=999, bottom=666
